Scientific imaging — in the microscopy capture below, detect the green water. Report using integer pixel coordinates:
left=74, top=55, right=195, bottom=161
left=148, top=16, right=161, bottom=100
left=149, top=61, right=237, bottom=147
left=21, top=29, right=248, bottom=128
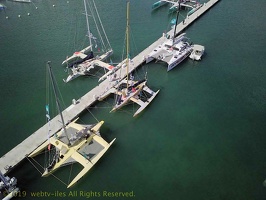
left=1, top=0, right=266, bottom=199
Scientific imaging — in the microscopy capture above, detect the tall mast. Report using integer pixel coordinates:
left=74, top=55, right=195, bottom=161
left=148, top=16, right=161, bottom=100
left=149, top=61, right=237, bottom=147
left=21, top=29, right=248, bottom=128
left=126, top=1, right=130, bottom=89
left=84, top=0, right=92, bottom=48
left=173, top=0, right=181, bottom=44
left=47, top=61, right=71, bottom=146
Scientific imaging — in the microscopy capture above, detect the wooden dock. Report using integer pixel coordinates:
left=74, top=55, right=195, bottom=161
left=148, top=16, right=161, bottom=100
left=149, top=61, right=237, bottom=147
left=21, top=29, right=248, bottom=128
left=0, top=0, right=220, bottom=175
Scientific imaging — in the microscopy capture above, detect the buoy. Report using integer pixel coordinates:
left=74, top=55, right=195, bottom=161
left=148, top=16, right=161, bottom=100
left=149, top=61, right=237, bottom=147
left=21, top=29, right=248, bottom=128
left=53, top=4, right=55, bottom=7
left=35, top=7, right=38, bottom=9
left=18, top=15, right=21, bottom=18
left=6, top=16, right=9, bottom=19
left=27, top=13, right=30, bottom=16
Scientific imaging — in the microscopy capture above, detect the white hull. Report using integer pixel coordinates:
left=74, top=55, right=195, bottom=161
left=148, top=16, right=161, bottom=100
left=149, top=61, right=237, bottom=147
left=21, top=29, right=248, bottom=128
left=167, top=45, right=192, bottom=71
left=189, top=44, right=205, bottom=61
left=145, top=33, right=187, bottom=64
left=64, top=49, right=113, bottom=83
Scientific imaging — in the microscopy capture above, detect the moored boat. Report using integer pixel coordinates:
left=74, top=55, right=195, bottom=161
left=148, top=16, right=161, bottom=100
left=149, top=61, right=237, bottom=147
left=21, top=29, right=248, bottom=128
left=63, top=0, right=113, bottom=83
left=189, top=44, right=205, bottom=60
left=99, top=1, right=159, bottom=117
left=28, top=61, right=116, bottom=188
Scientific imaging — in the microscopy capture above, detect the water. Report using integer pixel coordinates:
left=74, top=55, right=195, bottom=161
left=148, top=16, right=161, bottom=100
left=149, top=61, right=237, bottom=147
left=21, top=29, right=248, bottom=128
left=1, top=0, right=266, bottom=199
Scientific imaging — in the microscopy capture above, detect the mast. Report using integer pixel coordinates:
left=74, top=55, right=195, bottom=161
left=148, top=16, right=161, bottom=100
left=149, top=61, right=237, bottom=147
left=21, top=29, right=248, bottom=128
left=84, top=0, right=92, bottom=48
left=173, top=0, right=181, bottom=44
left=47, top=61, right=71, bottom=146
left=126, top=1, right=130, bottom=90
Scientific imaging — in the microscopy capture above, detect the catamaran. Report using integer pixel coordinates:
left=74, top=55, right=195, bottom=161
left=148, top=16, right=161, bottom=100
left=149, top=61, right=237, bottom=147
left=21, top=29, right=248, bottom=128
left=98, top=2, right=159, bottom=117
left=154, top=37, right=192, bottom=71
left=62, top=0, right=114, bottom=83
left=28, top=61, right=115, bottom=188
left=152, top=0, right=202, bottom=14
left=145, top=32, right=189, bottom=64
left=146, top=0, right=193, bottom=71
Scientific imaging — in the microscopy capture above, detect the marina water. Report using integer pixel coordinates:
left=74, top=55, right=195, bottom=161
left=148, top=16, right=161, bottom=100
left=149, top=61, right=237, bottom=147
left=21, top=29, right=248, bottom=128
left=1, top=0, right=266, bottom=199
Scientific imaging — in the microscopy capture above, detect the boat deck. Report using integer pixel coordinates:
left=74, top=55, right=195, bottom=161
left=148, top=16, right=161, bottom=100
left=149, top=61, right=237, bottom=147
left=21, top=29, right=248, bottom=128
left=0, top=0, right=220, bottom=175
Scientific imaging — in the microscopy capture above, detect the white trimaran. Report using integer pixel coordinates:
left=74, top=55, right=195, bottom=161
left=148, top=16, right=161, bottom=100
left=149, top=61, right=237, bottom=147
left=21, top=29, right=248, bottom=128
left=28, top=61, right=115, bottom=188
left=63, top=0, right=115, bottom=83
left=98, top=1, right=159, bottom=117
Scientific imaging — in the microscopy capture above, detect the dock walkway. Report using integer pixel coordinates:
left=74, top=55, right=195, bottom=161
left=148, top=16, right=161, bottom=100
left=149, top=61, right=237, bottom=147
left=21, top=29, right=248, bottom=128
left=0, top=0, right=220, bottom=174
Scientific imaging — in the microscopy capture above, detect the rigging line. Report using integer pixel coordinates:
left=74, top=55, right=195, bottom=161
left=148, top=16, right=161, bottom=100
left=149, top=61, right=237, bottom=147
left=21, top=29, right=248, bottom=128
left=121, top=31, right=126, bottom=62
left=52, top=72, right=68, bottom=113
left=128, top=26, right=143, bottom=81
left=128, top=26, right=139, bottom=59
left=65, top=2, right=75, bottom=56
left=115, top=31, right=126, bottom=81
left=87, top=0, right=106, bottom=51
left=84, top=0, right=92, bottom=47
left=50, top=172, right=68, bottom=187
left=116, top=107, right=134, bottom=116
left=87, top=0, right=103, bottom=48
left=29, top=157, right=67, bottom=187
left=68, top=163, right=74, bottom=185
left=91, top=106, right=113, bottom=109
left=72, top=13, right=79, bottom=51
left=26, top=157, right=45, bottom=175
left=46, top=67, right=50, bottom=106
left=85, top=107, right=99, bottom=123
left=92, top=0, right=112, bottom=50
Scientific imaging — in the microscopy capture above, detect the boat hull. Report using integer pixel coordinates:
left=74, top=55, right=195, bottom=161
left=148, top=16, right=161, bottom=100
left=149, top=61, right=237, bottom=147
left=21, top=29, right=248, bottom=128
left=167, top=48, right=192, bottom=71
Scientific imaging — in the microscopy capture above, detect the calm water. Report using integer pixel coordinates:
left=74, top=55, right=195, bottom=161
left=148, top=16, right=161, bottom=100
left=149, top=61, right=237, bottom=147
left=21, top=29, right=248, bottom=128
left=1, top=0, right=266, bottom=199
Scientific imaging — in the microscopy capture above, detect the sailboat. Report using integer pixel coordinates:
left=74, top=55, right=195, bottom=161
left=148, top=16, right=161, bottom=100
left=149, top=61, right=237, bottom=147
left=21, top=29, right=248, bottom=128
left=152, top=0, right=201, bottom=14
left=98, top=1, right=159, bottom=117
left=145, top=0, right=193, bottom=71
left=189, top=44, right=205, bottom=60
left=28, top=61, right=115, bottom=188
left=62, top=0, right=114, bottom=83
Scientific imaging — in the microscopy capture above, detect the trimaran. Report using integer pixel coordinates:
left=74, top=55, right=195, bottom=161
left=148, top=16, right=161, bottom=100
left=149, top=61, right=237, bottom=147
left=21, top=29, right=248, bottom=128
left=98, top=1, right=159, bottom=117
left=62, top=0, right=115, bottom=83
left=28, top=61, right=115, bottom=188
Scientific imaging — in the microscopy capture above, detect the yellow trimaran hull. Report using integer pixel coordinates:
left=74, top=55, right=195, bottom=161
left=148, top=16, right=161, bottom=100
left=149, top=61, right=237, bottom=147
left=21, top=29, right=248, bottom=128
left=28, top=120, right=115, bottom=188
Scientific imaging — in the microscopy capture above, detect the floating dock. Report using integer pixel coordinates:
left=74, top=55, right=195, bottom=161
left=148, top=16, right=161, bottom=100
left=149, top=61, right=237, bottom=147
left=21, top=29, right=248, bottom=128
left=0, top=0, right=220, bottom=175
